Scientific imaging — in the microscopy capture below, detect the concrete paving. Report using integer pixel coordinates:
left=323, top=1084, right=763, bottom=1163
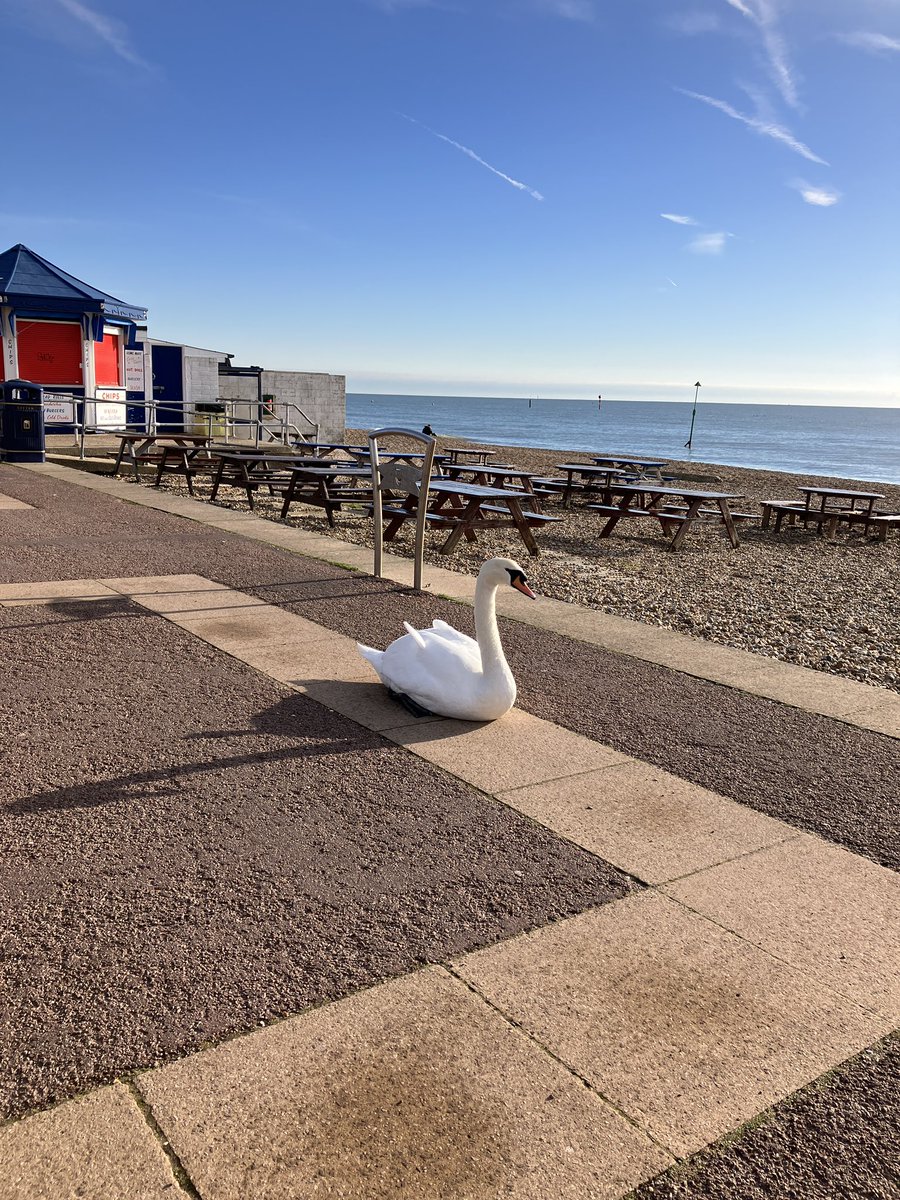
left=1, top=462, right=898, bottom=1197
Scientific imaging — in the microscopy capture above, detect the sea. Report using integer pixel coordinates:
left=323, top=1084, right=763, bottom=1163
left=347, top=394, right=900, bottom=486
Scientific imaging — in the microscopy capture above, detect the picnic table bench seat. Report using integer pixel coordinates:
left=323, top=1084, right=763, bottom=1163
left=868, top=513, right=900, bottom=541
left=588, top=503, right=688, bottom=522
left=478, top=504, right=561, bottom=525
left=760, top=500, right=809, bottom=530
left=657, top=504, right=758, bottom=522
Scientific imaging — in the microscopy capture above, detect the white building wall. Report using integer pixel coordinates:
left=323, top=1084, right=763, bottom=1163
left=216, top=370, right=346, bottom=442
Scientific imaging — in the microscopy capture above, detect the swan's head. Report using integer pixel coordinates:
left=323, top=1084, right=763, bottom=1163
left=479, top=556, right=536, bottom=599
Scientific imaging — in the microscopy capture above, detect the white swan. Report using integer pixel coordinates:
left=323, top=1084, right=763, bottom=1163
left=357, top=557, right=536, bottom=721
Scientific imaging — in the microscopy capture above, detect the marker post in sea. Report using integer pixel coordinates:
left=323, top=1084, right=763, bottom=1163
left=685, top=381, right=701, bottom=450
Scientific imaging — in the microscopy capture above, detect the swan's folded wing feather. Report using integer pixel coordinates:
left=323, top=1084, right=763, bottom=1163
left=379, top=634, right=483, bottom=709
left=402, top=621, right=428, bottom=649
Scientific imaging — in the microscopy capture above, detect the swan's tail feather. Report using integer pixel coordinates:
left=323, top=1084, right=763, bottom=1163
left=356, top=643, right=384, bottom=674
left=402, top=621, right=428, bottom=649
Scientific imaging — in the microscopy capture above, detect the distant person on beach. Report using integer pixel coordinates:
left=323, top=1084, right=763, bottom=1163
left=422, top=424, right=435, bottom=437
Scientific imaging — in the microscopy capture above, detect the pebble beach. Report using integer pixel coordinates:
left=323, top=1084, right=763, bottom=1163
left=145, top=431, right=900, bottom=694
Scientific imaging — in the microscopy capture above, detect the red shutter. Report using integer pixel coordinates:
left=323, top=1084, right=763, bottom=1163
left=94, top=331, right=121, bottom=386
left=16, top=321, right=83, bottom=386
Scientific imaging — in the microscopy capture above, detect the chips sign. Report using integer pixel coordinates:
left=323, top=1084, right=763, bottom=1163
left=87, top=390, right=128, bottom=428
left=42, top=392, right=76, bottom=424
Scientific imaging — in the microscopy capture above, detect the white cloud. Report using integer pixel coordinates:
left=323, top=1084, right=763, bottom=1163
left=724, top=0, right=800, bottom=110
left=688, top=231, right=730, bottom=253
left=837, top=30, right=900, bottom=54
left=661, top=213, right=699, bottom=225
left=677, top=89, right=828, bottom=164
left=790, top=180, right=841, bottom=206
left=402, top=115, right=544, bottom=201
left=54, top=0, right=148, bottom=67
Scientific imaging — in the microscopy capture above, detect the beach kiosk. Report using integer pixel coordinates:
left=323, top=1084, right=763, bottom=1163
left=0, top=243, right=148, bottom=434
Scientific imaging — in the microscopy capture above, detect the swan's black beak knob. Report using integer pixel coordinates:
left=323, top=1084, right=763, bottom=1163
left=508, top=569, right=536, bottom=599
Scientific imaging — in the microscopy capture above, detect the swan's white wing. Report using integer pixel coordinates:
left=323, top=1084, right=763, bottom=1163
left=427, top=619, right=478, bottom=649
left=378, top=631, right=484, bottom=711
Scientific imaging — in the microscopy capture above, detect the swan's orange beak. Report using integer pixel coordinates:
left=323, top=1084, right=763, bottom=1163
left=511, top=575, right=536, bottom=600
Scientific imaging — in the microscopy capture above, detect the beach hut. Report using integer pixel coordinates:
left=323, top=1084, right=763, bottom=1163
left=0, top=245, right=147, bottom=428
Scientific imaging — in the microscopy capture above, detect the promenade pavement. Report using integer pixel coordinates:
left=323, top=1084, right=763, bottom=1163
left=0, top=460, right=897, bottom=1199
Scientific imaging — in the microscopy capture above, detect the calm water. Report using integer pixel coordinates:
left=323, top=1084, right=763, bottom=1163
left=347, top=394, right=900, bottom=485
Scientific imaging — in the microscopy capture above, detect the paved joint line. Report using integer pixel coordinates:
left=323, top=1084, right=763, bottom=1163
left=124, top=1078, right=206, bottom=1200
left=497, top=758, right=634, bottom=796
left=440, top=961, right=679, bottom=1162
left=648, top=832, right=804, bottom=888
left=658, top=890, right=895, bottom=1021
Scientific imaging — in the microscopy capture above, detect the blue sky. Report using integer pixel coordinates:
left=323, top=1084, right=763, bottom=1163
left=1, top=0, right=898, bottom=405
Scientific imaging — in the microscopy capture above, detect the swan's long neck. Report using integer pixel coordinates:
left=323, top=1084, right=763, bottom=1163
left=474, top=579, right=510, bottom=678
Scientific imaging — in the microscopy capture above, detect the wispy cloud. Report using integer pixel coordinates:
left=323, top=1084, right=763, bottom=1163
left=688, top=231, right=731, bottom=254
left=724, top=0, right=799, bottom=110
left=55, top=0, right=149, bottom=67
left=665, top=277, right=679, bottom=287
left=531, top=0, right=595, bottom=20
left=790, top=180, right=841, bottom=207
left=677, top=88, right=828, bottom=164
left=837, top=30, right=900, bottom=54
left=660, top=212, right=698, bottom=225
left=665, top=10, right=723, bottom=35
left=401, top=115, right=544, bottom=201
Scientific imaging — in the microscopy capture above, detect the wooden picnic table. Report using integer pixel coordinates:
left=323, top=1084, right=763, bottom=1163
left=440, top=463, right=543, bottom=507
left=445, top=446, right=498, bottom=466
left=279, top=462, right=372, bottom=526
left=382, top=478, right=558, bottom=557
left=209, top=451, right=367, bottom=521
left=590, top=455, right=669, bottom=479
left=111, top=432, right=212, bottom=482
left=555, top=463, right=630, bottom=507
left=797, top=486, right=884, bottom=534
left=589, top=483, right=745, bottom=551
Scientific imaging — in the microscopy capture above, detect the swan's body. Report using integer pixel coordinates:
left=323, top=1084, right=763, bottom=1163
left=357, top=557, right=536, bottom=721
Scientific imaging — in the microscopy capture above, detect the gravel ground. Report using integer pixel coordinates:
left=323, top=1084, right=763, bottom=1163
left=0, top=599, right=633, bottom=1118
left=154, top=430, right=899, bottom=692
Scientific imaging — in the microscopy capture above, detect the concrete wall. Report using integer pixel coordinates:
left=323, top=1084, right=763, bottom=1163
left=216, top=370, right=345, bottom=442
left=184, top=356, right=221, bottom=411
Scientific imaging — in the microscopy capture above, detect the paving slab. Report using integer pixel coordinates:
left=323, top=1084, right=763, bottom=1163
left=383, top=707, right=630, bottom=793
left=139, top=965, right=672, bottom=1200
left=0, top=1083, right=178, bottom=1200
left=497, top=760, right=797, bottom=884
left=839, top=699, right=900, bottom=739
left=0, top=578, right=118, bottom=605
left=0, top=493, right=31, bottom=510
left=231, top=631, right=379, bottom=685
left=663, top=834, right=900, bottom=1019
left=102, top=572, right=230, bottom=596
left=454, top=891, right=892, bottom=1157
left=296, top=677, right=426, bottom=731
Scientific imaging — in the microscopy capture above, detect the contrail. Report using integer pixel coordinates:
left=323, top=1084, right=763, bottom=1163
left=677, top=89, right=828, bottom=164
left=401, top=115, right=544, bottom=201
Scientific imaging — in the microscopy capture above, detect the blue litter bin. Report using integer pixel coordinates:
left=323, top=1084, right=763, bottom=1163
left=0, top=380, right=46, bottom=463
